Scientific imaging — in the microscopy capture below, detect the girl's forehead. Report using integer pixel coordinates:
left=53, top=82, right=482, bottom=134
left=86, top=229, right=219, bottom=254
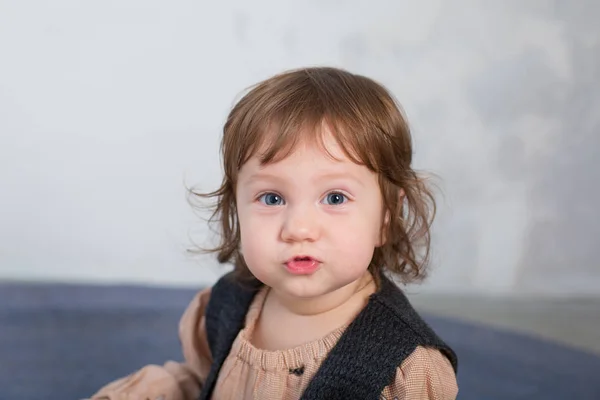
left=246, top=139, right=347, bottom=171
left=238, top=135, right=376, bottom=186
left=253, top=125, right=352, bottom=165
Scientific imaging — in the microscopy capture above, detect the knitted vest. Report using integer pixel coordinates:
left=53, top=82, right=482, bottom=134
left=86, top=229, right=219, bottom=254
left=199, top=272, right=458, bottom=400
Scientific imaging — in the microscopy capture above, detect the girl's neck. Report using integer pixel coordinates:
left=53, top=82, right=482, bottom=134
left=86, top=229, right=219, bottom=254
left=250, top=272, right=376, bottom=351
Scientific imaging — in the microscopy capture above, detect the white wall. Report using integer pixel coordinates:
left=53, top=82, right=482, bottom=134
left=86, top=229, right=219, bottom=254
left=1, top=0, right=598, bottom=296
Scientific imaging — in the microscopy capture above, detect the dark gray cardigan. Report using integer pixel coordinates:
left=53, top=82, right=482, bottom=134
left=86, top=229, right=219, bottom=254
left=198, top=272, right=458, bottom=399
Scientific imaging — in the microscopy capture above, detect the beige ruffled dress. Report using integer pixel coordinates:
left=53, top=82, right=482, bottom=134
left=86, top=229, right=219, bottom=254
left=91, top=286, right=458, bottom=400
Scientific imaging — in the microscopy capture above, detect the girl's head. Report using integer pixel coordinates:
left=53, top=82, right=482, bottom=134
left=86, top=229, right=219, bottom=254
left=196, top=67, right=435, bottom=288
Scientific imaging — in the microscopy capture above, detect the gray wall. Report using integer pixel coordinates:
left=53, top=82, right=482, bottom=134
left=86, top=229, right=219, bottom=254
left=0, top=0, right=598, bottom=295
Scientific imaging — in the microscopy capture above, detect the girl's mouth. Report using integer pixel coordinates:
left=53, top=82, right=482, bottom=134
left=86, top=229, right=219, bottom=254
left=285, top=256, right=320, bottom=275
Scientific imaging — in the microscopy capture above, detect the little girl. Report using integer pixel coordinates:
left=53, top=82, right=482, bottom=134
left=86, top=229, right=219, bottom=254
left=91, top=67, right=458, bottom=399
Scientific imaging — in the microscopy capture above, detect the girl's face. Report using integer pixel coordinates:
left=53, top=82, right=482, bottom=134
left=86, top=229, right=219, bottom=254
left=235, top=127, right=385, bottom=303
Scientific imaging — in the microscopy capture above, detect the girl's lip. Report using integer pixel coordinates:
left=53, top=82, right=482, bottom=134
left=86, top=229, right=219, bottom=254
left=285, top=255, right=320, bottom=263
left=284, top=256, right=321, bottom=275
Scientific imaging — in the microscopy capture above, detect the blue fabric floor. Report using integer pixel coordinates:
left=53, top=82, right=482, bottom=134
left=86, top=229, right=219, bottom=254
left=1, top=283, right=599, bottom=400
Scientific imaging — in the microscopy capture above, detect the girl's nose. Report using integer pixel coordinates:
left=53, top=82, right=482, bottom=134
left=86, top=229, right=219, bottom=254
left=280, top=204, right=321, bottom=243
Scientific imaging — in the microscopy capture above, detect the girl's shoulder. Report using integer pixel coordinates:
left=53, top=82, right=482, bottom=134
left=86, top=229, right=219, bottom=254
left=382, top=346, right=458, bottom=400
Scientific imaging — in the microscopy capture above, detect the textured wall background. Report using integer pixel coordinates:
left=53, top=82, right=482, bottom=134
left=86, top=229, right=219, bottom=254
left=1, top=0, right=598, bottom=295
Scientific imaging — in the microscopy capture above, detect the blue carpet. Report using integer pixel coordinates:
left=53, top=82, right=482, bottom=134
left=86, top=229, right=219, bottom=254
left=1, top=283, right=599, bottom=400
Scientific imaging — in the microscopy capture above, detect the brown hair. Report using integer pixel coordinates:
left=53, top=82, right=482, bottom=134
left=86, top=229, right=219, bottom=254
left=190, top=67, right=436, bottom=286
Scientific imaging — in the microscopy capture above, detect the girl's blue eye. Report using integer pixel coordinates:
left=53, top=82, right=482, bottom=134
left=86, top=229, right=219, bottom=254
left=259, top=193, right=284, bottom=206
left=323, top=192, right=347, bottom=205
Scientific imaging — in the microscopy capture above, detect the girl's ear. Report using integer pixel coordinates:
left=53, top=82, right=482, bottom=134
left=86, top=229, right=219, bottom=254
left=377, top=188, right=405, bottom=247
left=399, top=188, right=406, bottom=201
left=377, top=211, right=390, bottom=247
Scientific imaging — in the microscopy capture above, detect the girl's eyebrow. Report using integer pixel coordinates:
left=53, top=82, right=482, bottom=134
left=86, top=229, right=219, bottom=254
left=315, top=172, right=365, bottom=187
left=242, top=172, right=286, bottom=186
left=243, top=171, right=365, bottom=187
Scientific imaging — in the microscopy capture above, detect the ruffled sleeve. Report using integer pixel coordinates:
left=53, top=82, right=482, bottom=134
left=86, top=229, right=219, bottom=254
left=381, top=346, right=458, bottom=400
left=90, top=287, right=213, bottom=400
